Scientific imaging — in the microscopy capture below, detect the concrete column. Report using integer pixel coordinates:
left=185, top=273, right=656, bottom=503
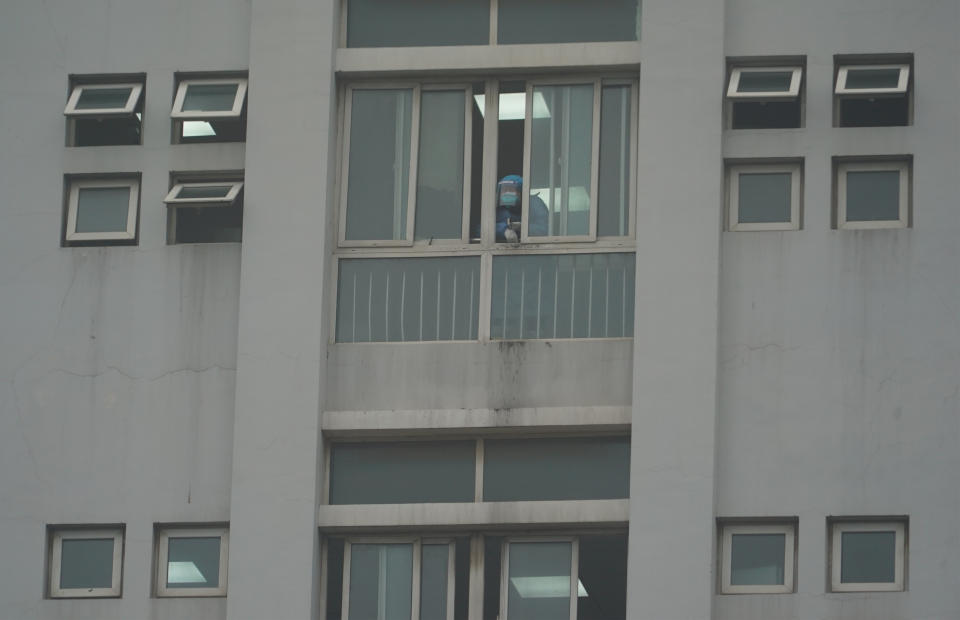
left=628, top=0, right=724, bottom=618
left=226, top=0, right=337, bottom=618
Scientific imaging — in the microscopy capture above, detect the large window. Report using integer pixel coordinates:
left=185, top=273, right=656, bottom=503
left=335, top=78, right=637, bottom=343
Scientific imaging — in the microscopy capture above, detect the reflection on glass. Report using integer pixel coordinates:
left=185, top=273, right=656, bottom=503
left=730, top=534, right=785, bottom=585
left=841, top=531, right=896, bottom=583
left=529, top=84, right=594, bottom=237
left=490, top=253, right=635, bottom=339
left=75, top=187, right=130, bottom=233
left=738, top=173, right=792, bottom=223
left=75, top=88, right=133, bottom=110
left=348, top=0, right=488, bottom=47
left=597, top=85, right=630, bottom=236
left=498, top=0, right=640, bottom=44
left=167, top=537, right=221, bottom=588
left=182, top=84, right=240, bottom=112
left=346, top=89, right=413, bottom=241
left=349, top=543, right=413, bottom=620
left=738, top=71, right=793, bottom=93
left=507, top=542, right=572, bottom=620
left=420, top=544, right=449, bottom=620
left=846, top=170, right=900, bottom=221
left=415, top=91, right=465, bottom=240
left=60, top=538, right=114, bottom=589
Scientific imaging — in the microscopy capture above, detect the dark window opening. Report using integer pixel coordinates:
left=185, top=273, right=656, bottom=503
left=732, top=100, right=801, bottom=129
left=838, top=96, right=908, bottom=127
left=74, top=115, right=142, bottom=146
left=169, top=203, right=243, bottom=244
left=177, top=113, right=247, bottom=144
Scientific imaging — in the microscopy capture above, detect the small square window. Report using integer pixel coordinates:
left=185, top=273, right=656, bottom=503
left=164, top=177, right=244, bottom=244
left=49, top=527, right=124, bottom=598
left=727, top=163, right=801, bottom=231
left=65, top=83, right=143, bottom=116
left=836, top=160, right=910, bottom=229
left=835, top=62, right=911, bottom=127
left=719, top=523, right=795, bottom=594
left=727, top=64, right=803, bottom=129
left=156, top=526, right=229, bottom=597
left=830, top=520, right=906, bottom=592
left=65, top=78, right=144, bottom=146
left=172, top=76, right=247, bottom=143
left=64, top=177, right=140, bottom=244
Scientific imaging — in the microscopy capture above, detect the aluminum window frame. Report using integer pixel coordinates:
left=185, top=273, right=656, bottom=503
left=830, top=520, right=906, bottom=592
left=727, top=162, right=802, bottom=232
left=155, top=526, right=229, bottom=597
left=727, top=67, right=802, bottom=100
left=835, top=64, right=910, bottom=96
left=64, top=177, right=140, bottom=242
left=719, top=523, right=795, bottom=594
left=49, top=527, right=124, bottom=598
left=64, top=82, right=143, bottom=117
left=171, top=78, right=249, bottom=119
left=164, top=181, right=244, bottom=205
left=836, top=160, right=910, bottom=230
left=499, top=536, right=578, bottom=620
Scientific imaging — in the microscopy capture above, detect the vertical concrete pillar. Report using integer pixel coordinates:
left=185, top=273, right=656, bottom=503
left=629, top=0, right=724, bottom=618
left=226, top=1, right=337, bottom=618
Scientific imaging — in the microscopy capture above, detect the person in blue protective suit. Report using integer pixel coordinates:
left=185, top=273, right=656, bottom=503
left=495, top=174, right=549, bottom=242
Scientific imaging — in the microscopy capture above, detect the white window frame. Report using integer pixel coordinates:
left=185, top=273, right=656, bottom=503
left=836, top=160, right=910, bottom=230
left=727, top=162, right=801, bottom=231
left=830, top=520, right=905, bottom=592
left=171, top=78, right=249, bottom=119
left=727, top=67, right=802, bottom=100
left=500, top=537, right=578, bottom=620
left=338, top=83, right=473, bottom=248
left=835, top=64, right=910, bottom=96
left=49, top=527, right=124, bottom=598
left=156, top=526, right=229, bottom=597
left=164, top=181, right=244, bottom=205
left=719, top=523, right=795, bottom=594
left=64, top=83, right=143, bottom=117
left=65, top=178, right=140, bottom=242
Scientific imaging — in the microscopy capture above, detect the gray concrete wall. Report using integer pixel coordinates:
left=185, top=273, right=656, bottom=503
left=0, top=1, right=249, bottom=618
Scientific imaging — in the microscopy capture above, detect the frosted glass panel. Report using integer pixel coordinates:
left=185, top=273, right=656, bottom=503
left=415, top=91, right=465, bottom=240
left=846, top=68, right=901, bottom=90
left=737, top=71, right=793, bottom=93
left=484, top=436, right=630, bottom=501
left=336, top=257, right=480, bottom=342
left=730, top=534, right=785, bottom=585
left=490, top=253, right=635, bottom=339
left=529, top=84, right=594, bottom=237
left=60, top=538, right=114, bottom=589
left=846, top=170, right=900, bottom=221
left=420, top=545, right=449, bottom=620
left=597, top=85, right=630, bottom=237
left=348, top=0, right=488, bottom=47
left=349, top=544, right=413, bottom=620
left=841, top=531, right=896, bottom=583
left=346, top=89, right=413, bottom=241
left=75, top=187, right=130, bottom=233
left=76, top=88, right=133, bottom=110
left=330, top=441, right=475, bottom=504
left=507, top=542, right=572, bottom=620
left=182, top=84, right=239, bottom=112
left=167, top=537, right=221, bottom=588
left=499, top=0, right=640, bottom=44
left=738, top=173, right=792, bottom=223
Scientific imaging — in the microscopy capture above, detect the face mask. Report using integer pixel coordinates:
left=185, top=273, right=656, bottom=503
left=498, top=181, right=521, bottom=207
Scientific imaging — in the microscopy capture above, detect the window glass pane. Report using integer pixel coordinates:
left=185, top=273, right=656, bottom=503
left=337, top=257, right=480, bottom=342
left=498, top=0, right=640, bottom=44
left=347, top=0, right=489, bottom=47
left=845, top=68, right=901, bottom=90
left=75, top=87, right=133, bottom=110
left=177, top=185, right=235, bottom=200
left=484, top=436, right=630, bottom=501
left=167, top=536, right=221, bottom=588
left=59, top=538, right=114, bottom=589
left=578, top=535, right=628, bottom=619
left=415, top=91, right=465, bottom=240
left=597, top=85, right=630, bottom=236
left=738, top=172, right=792, bottom=224
left=730, top=533, right=786, bottom=585
left=182, top=83, right=240, bottom=112
left=349, top=543, right=413, bottom=620
left=841, top=531, right=896, bottom=583
left=737, top=71, right=793, bottom=93
left=845, top=170, right=900, bottom=221
left=490, top=253, right=635, bottom=340
left=75, top=187, right=130, bottom=233
left=529, top=84, right=594, bottom=237
left=330, top=441, right=475, bottom=504
left=507, top=542, right=572, bottom=620
left=420, top=544, right=449, bottom=620
left=346, top=89, right=413, bottom=241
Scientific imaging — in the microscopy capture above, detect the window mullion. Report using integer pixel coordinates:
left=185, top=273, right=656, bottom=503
left=405, top=86, right=421, bottom=244
left=461, top=86, right=473, bottom=243
left=520, top=82, right=534, bottom=242
left=588, top=79, right=601, bottom=240
left=411, top=539, right=422, bottom=620
left=569, top=538, right=580, bottom=620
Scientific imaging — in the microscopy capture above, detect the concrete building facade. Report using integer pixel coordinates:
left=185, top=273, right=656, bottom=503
left=0, top=0, right=957, bottom=619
